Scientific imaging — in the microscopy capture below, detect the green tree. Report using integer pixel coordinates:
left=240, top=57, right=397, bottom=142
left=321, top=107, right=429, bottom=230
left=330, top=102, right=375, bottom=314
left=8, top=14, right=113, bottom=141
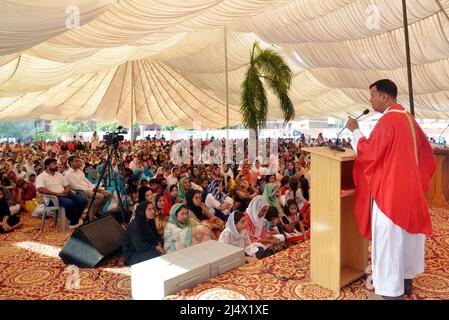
left=0, top=121, right=35, bottom=141
left=51, top=121, right=81, bottom=135
left=34, top=132, right=57, bottom=141
left=96, top=121, right=118, bottom=132
left=164, top=126, right=177, bottom=131
left=241, top=42, right=294, bottom=145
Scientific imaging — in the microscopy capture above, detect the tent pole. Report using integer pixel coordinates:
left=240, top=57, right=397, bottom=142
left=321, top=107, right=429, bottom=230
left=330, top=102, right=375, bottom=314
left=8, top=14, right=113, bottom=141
left=130, top=61, right=135, bottom=146
left=224, top=26, right=230, bottom=140
left=402, top=0, right=415, bottom=116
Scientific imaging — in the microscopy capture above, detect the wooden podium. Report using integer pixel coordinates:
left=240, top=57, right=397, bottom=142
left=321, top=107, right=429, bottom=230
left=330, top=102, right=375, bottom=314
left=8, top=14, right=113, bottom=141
left=425, top=148, right=449, bottom=208
left=303, top=147, right=368, bottom=293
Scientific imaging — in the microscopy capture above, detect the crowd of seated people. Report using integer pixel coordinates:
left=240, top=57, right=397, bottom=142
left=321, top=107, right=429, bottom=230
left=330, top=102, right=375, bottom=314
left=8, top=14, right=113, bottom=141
left=0, top=133, right=323, bottom=266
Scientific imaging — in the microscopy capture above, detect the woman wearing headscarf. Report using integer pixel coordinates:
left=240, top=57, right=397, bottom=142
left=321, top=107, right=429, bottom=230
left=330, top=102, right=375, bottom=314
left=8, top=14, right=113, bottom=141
left=185, top=189, right=224, bottom=240
left=25, top=172, right=36, bottom=186
left=232, top=173, right=257, bottom=212
left=243, top=196, right=284, bottom=253
left=23, top=158, right=35, bottom=175
left=6, top=170, right=17, bottom=185
left=163, top=184, right=179, bottom=215
left=166, top=167, right=179, bottom=187
left=143, top=165, right=156, bottom=180
left=16, top=178, right=36, bottom=208
left=87, top=167, right=101, bottom=185
left=57, top=155, right=69, bottom=174
left=205, top=177, right=233, bottom=221
left=285, top=177, right=310, bottom=224
left=177, top=176, right=192, bottom=203
left=220, top=164, right=234, bottom=185
left=218, top=211, right=261, bottom=262
left=263, top=183, right=283, bottom=214
left=163, top=203, right=211, bottom=253
left=194, top=170, right=208, bottom=186
left=13, top=164, right=26, bottom=180
left=133, top=168, right=144, bottom=180
left=154, top=193, right=169, bottom=236
left=122, top=201, right=164, bottom=266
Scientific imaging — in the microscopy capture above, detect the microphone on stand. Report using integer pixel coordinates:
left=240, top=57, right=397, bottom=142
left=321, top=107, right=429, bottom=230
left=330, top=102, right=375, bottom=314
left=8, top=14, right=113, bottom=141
left=331, top=109, right=370, bottom=152
left=438, top=124, right=449, bottom=145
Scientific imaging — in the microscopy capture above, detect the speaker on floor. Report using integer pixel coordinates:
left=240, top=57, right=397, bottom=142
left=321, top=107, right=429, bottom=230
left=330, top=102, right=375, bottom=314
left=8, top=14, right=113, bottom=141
left=59, top=214, right=125, bottom=268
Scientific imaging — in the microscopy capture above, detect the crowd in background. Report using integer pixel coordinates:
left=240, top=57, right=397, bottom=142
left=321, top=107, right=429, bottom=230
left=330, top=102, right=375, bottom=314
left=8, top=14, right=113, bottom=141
left=1, top=131, right=353, bottom=265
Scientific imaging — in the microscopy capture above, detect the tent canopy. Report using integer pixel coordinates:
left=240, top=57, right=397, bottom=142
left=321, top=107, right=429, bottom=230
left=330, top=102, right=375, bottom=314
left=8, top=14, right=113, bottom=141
left=1, top=0, right=449, bottom=128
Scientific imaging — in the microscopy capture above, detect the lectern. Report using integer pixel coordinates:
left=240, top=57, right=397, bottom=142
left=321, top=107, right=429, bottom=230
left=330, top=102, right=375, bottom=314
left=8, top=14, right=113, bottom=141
left=425, top=148, right=449, bottom=208
left=303, top=147, right=368, bottom=293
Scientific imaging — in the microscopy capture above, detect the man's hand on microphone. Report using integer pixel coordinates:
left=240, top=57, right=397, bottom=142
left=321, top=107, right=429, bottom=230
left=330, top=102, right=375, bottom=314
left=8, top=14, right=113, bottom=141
left=346, top=117, right=359, bottom=132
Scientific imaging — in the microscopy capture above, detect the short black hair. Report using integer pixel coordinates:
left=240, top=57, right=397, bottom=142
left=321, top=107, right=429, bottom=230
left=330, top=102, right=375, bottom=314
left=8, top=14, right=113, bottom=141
left=281, top=176, right=290, bottom=186
left=289, top=176, right=299, bottom=193
left=44, top=158, right=57, bottom=168
left=68, top=155, right=80, bottom=166
left=233, top=211, right=245, bottom=225
left=265, top=206, right=279, bottom=221
left=369, top=79, right=398, bottom=99
left=284, top=199, right=299, bottom=216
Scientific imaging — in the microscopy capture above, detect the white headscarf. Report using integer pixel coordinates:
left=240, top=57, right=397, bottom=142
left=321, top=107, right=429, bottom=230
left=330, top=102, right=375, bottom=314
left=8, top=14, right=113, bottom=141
left=246, top=196, right=269, bottom=237
left=219, top=211, right=244, bottom=244
left=25, top=171, right=36, bottom=182
left=13, top=164, right=26, bottom=180
left=155, top=167, right=164, bottom=176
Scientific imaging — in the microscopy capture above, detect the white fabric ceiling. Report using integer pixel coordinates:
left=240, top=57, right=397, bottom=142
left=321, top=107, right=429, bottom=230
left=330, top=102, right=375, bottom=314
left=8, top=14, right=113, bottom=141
left=1, top=0, right=449, bottom=128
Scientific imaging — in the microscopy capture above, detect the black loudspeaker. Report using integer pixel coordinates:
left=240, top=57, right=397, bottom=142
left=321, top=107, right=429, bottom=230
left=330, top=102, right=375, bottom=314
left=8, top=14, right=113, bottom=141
left=59, top=215, right=125, bottom=268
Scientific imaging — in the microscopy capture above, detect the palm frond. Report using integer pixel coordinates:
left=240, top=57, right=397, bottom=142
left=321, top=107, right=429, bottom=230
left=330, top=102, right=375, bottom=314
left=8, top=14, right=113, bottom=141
left=255, top=48, right=292, bottom=92
left=266, top=76, right=295, bottom=124
left=240, top=65, right=261, bottom=130
left=240, top=42, right=294, bottom=131
left=279, top=91, right=295, bottom=124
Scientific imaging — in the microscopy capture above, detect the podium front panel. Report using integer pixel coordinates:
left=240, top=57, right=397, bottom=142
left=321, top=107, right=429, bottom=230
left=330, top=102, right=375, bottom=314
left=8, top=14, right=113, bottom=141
left=310, top=153, right=342, bottom=292
left=306, top=147, right=367, bottom=293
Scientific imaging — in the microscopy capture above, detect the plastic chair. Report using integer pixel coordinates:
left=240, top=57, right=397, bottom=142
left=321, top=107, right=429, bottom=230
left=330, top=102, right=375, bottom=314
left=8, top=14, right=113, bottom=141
left=41, top=194, right=66, bottom=233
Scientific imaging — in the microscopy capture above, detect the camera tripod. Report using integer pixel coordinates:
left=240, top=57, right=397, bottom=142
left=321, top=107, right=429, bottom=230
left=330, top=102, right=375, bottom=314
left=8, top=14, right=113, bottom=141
left=85, top=144, right=128, bottom=227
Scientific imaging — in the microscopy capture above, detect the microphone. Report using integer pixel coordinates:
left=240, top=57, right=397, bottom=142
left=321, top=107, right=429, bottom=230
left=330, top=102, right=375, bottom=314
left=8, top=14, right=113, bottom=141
left=331, top=109, right=370, bottom=152
left=438, top=124, right=449, bottom=145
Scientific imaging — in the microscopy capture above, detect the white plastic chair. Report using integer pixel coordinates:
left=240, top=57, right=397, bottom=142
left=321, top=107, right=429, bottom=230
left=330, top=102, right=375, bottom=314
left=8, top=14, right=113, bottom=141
left=41, top=194, right=66, bottom=233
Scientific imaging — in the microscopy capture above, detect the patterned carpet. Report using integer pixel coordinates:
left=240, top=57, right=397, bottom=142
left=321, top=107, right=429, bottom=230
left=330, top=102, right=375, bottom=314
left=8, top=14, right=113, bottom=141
left=1, top=208, right=448, bottom=300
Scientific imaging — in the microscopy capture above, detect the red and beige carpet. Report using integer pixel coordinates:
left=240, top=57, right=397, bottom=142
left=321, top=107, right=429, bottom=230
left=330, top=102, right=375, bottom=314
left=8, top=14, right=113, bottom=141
left=1, top=208, right=448, bottom=300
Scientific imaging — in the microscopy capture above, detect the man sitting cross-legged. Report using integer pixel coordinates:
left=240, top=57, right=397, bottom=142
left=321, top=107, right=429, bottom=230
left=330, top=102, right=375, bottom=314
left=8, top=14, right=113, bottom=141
left=65, top=156, right=112, bottom=218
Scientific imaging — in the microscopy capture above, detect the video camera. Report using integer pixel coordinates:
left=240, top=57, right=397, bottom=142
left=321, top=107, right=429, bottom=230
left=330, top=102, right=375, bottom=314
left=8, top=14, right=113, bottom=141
left=103, top=126, right=127, bottom=146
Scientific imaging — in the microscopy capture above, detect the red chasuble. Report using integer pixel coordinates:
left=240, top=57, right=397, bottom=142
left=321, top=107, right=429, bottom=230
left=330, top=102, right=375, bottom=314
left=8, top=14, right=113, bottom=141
left=353, top=104, right=436, bottom=240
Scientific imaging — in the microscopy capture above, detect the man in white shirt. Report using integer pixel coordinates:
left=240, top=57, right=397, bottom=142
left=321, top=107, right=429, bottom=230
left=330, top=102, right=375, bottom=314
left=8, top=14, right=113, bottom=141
left=36, top=158, right=87, bottom=229
left=65, top=156, right=112, bottom=217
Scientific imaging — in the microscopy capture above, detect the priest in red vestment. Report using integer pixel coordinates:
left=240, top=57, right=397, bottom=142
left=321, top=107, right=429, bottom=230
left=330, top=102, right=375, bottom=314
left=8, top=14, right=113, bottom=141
left=346, top=79, right=436, bottom=300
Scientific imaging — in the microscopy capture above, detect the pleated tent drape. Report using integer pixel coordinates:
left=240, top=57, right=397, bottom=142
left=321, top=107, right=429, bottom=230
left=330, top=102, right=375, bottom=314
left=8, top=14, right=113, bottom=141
left=1, top=0, right=449, bottom=128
